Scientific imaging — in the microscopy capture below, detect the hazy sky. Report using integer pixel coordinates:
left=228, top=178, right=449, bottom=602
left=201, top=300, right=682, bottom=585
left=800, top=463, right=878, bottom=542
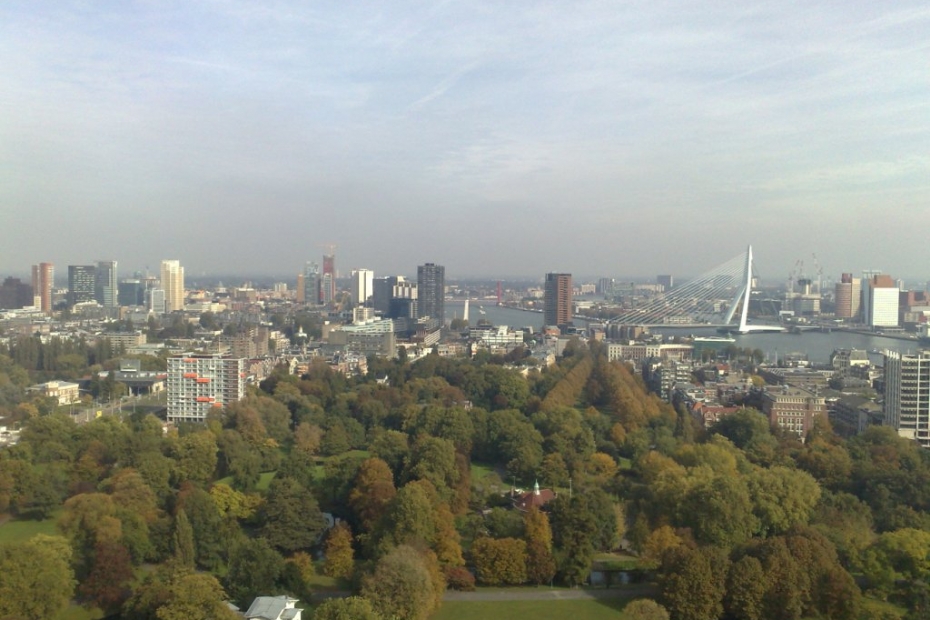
left=2, top=1, right=928, bottom=281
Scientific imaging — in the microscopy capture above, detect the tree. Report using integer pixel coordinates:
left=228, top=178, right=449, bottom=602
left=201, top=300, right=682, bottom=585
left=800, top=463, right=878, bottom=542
left=471, top=537, right=527, bottom=585
left=172, top=508, right=195, bottom=567
left=79, top=539, right=134, bottom=614
left=642, top=526, right=683, bottom=564
left=349, top=458, right=397, bottom=533
left=373, top=481, right=438, bottom=553
left=156, top=571, right=240, bottom=620
left=313, top=597, right=382, bottom=620
left=225, top=537, right=285, bottom=607
left=324, top=522, right=355, bottom=580
left=403, top=435, right=459, bottom=501
left=724, top=555, right=766, bottom=620
left=0, top=535, right=75, bottom=620
left=172, top=431, right=218, bottom=485
left=260, top=477, right=326, bottom=553
left=625, top=599, right=671, bottom=620
left=361, top=545, right=443, bottom=620
left=176, top=486, right=226, bottom=570
left=659, top=546, right=727, bottom=620
left=524, top=506, right=556, bottom=585
left=748, top=466, right=821, bottom=536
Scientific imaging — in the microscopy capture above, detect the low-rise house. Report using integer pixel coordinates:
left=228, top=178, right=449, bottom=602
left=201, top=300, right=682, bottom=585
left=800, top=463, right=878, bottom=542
left=242, top=595, right=302, bottom=620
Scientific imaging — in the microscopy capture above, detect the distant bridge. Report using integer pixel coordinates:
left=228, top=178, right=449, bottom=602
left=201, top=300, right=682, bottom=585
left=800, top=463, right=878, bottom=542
left=609, top=245, right=784, bottom=334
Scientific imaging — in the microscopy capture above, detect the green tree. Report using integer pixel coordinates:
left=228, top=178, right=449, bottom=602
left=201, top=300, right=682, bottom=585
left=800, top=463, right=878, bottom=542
left=225, top=537, right=285, bottom=607
left=624, top=599, right=671, bottom=620
left=724, top=555, right=766, bottom=620
left=156, top=571, right=240, bottom=620
left=324, top=522, right=355, bottom=580
left=361, top=545, right=442, bottom=620
left=176, top=486, right=226, bottom=570
left=748, top=466, right=821, bottom=536
left=172, top=431, right=218, bottom=485
left=659, top=546, right=727, bottom=620
left=172, top=508, right=195, bottom=567
left=260, top=477, right=326, bottom=553
left=313, top=597, right=382, bottom=620
left=471, top=537, right=527, bottom=585
left=0, top=535, right=75, bottom=620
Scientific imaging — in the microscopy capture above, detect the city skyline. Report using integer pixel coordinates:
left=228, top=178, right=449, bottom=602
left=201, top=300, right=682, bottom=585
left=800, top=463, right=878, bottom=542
left=2, top=2, right=929, bottom=278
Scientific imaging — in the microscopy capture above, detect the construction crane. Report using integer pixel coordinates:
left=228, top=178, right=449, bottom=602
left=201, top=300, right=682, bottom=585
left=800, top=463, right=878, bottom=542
left=811, top=253, right=824, bottom=294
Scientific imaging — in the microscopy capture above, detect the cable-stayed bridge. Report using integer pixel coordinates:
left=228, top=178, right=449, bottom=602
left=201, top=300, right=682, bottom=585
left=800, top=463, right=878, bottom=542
left=609, top=245, right=785, bottom=333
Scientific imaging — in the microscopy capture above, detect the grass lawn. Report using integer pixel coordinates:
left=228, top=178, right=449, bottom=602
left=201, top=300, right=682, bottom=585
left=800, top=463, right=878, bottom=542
left=215, top=470, right=278, bottom=491
left=55, top=606, right=104, bottom=620
left=433, top=598, right=629, bottom=620
left=0, top=513, right=60, bottom=543
left=470, top=462, right=498, bottom=482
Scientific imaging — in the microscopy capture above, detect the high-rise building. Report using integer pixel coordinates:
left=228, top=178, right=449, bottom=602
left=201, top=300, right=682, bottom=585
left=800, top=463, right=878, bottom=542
left=95, top=260, right=118, bottom=309
left=301, top=262, right=319, bottom=304
left=544, top=273, right=572, bottom=327
left=148, top=288, right=166, bottom=314
left=118, top=279, right=145, bottom=307
left=0, top=277, right=32, bottom=310
left=68, top=265, right=96, bottom=306
left=834, top=273, right=861, bottom=320
left=160, top=260, right=185, bottom=312
left=862, top=274, right=899, bottom=328
left=884, top=351, right=930, bottom=448
left=322, top=253, right=336, bottom=304
left=417, top=263, right=445, bottom=324
left=657, top=275, right=674, bottom=291
left=373, top=277, right=399, bottom=315
left=31, top=262, right=54, bottom=314
left=167, top=354, right=246, bottom=424
left=351, top=269, right=374, bottom=306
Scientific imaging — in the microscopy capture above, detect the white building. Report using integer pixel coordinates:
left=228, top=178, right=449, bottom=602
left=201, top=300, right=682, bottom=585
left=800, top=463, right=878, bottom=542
left=862, top=276, right=899, bottom=328
left=167, top=354, right=246, bottom=423
left=884, top=350, right=930, bottom=448
left=351, top=269, right=374, bottom=307
left=160, top=260, right=185, bottom=313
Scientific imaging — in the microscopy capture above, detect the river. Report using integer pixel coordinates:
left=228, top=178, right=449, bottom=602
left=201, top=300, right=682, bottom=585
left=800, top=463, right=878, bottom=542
left=445, top=300, right=926, bottom=365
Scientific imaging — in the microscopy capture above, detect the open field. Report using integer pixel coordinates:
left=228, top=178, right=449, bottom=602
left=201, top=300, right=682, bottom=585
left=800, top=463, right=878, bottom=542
left=433, top=598, right=629, bottom=620
left=0, top=513, right=59, bottom=543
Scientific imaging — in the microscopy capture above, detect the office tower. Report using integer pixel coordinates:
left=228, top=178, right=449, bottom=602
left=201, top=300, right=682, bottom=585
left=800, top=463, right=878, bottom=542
left=160, top=260, right=185, bottom=312
left=0, top=277, right=33, bottom=309
left=835, top=273, right=861, bottom=320
left=417, top=263, right=445, bottom=323
left=884, top=351, right=930, bottom=448
left=544, top=273, right=572, bottom=327
left=31, top=262, right=54, bottom=314
left=351, top=269, right=374, bottom=306
left=322, top=253, right=336, bottom=304
left=657, top=275, right=674, bottom=291
left=301, top=262, right=319, bottom=304
left=148, top=289, right=166, bottom=314
left=862, top=274, right=899, bottom=328
left=118, top=279, right=145, bottom=307
left=68, top=265, right=97, bottom=306
left=296, top=274, right=306, bottom=303
left=95, top=260, right=118, bottom=309
left=167, top=354, right=246, bottom=424
left=373, top=277, right=397, bottom=315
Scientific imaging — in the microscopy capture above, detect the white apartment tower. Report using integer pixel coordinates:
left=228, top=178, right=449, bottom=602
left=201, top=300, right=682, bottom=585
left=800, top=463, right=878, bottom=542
left=861, top=274, right=899, bottom=329
left=351, top=269, right=374, bottom=306
left=884, top=350, right=930, bottom=448
left=160, top=260, right=185, bottom=312
left=167, top=354, right=246, bottom=423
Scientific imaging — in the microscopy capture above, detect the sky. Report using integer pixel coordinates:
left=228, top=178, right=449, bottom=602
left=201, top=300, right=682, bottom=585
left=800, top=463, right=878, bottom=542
left=1, top=1, right=929, bottom=282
